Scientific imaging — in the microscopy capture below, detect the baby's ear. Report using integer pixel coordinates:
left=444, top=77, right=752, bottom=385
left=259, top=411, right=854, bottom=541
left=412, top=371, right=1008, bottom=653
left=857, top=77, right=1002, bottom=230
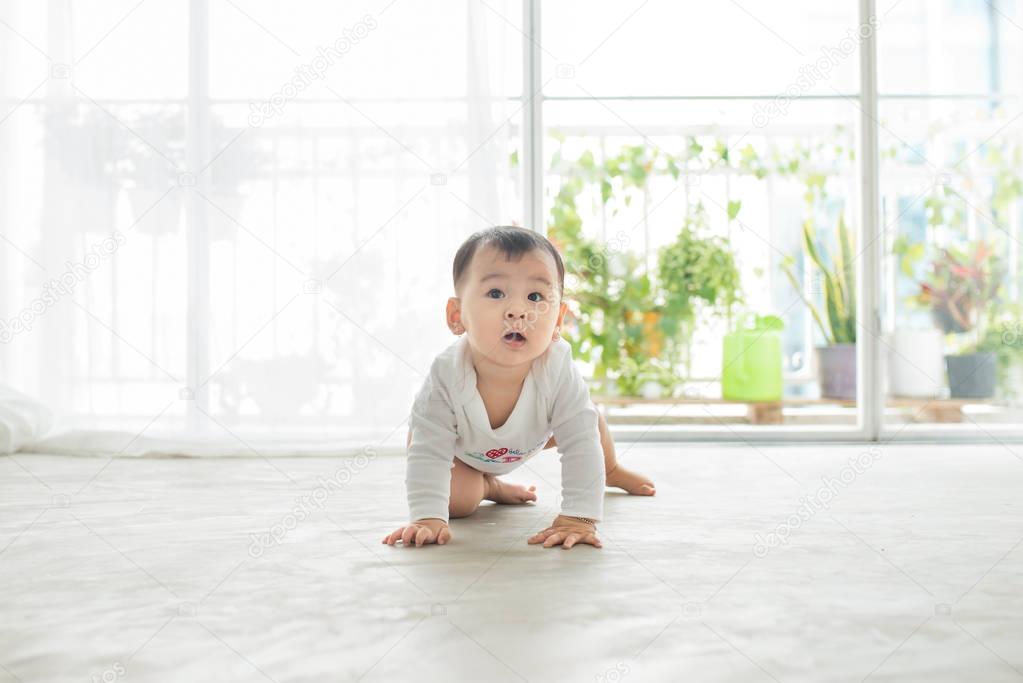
left=445, top=296, right=462, bottom=328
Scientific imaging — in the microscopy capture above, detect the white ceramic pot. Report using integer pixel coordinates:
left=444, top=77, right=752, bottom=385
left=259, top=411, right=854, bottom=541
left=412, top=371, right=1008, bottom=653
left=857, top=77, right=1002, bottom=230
left=888, top=328, right=944, bottom=398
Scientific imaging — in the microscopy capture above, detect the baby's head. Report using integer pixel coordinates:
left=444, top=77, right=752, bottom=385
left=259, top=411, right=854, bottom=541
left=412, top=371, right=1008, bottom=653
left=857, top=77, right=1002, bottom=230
left=448, top=226, right=568, bottom=367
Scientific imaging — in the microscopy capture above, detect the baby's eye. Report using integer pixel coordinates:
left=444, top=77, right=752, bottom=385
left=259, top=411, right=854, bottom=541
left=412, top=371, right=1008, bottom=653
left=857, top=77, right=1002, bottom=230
left=486, top=288, right=504, bottom=299
left=528, top=292, right=545, bottom=302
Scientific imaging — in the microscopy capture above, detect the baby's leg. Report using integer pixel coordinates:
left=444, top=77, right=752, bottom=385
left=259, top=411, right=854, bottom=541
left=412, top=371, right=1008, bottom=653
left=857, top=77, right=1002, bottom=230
left=448, top=456, right=488, bottom=518
left=542, top=407, right=656, bottom=495
left=408, top=430, right=538, bottom=518
left=448, top=457, right=538, bottom=516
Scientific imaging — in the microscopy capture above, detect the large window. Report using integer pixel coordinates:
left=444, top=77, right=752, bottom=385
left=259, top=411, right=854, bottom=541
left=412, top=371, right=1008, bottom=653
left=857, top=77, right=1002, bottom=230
left=540, top=1, right=867, bottom=438
left=1, top=0, right=1020, bottom=444
left=879, top=0, right=1023, bottom=437
left=533, top=0, right=1021, bottom=441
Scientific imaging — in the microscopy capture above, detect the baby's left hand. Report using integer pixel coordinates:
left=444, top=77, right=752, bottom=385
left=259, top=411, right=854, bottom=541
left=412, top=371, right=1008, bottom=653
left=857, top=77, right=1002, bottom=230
left=527, top=515, right=602, bottom=549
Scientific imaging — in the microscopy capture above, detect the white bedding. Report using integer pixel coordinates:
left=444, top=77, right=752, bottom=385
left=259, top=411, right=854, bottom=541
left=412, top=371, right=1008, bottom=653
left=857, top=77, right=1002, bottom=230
left=0, top=384, right=53, bottom=455
left=26, top=428, right=401, bottom=459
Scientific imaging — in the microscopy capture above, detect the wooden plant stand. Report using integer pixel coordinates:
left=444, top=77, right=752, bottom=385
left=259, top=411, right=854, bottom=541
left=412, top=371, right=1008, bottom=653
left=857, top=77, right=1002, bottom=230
left=591, top=396, right=982, bottom=425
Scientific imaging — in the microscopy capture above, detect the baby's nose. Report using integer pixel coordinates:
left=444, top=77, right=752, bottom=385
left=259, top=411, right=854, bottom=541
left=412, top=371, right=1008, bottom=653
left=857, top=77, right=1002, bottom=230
left=505, top=308, right=525, bottom=319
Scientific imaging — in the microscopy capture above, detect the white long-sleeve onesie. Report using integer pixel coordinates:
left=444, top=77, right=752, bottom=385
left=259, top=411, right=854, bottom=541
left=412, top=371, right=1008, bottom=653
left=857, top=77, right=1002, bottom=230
left=405, top=335, right=605, bottom=524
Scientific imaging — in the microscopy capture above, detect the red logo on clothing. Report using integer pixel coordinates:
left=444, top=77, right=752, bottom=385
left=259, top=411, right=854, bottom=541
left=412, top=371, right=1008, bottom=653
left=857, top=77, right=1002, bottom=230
left=485, top=447, right=509, bottom=459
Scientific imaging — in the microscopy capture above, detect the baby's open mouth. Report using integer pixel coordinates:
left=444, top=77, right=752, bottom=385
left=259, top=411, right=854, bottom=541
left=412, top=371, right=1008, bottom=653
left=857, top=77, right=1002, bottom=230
left=503, top=331, right=527, bottom=342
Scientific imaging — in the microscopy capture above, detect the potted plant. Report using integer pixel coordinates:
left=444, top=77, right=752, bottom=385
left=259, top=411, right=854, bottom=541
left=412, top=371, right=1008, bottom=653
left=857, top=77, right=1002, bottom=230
left=557, top=244, right=661, bottom=397
left=548, top=149, right=742, bottom=398
left=914, top=241, right=1004, bottom=398
left=781, top=213, right=856, bottom=400
left=656, top=202, right=743, bottom=381
left=975, top=303, right=1023, bottom=403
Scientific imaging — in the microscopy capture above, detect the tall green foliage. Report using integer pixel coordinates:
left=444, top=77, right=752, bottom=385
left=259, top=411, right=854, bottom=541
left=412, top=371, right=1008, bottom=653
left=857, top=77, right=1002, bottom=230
left=780, top=214, right=856, bottom=345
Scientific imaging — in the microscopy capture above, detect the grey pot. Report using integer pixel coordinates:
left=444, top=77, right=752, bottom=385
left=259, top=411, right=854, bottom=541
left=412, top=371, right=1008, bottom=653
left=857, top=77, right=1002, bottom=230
left=946, top=352, right=997, bottom=399
left=817, top=344, right=856, bottom=401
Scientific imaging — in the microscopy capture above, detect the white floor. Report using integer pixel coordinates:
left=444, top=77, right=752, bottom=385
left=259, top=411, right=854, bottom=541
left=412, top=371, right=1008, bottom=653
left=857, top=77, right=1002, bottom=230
left=1, top=442, right=1022, bottom=683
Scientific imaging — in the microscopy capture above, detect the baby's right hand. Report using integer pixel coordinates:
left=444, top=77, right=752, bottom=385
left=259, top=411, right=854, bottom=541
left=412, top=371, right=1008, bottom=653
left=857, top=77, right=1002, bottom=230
left=381, top=518, right=451, bottom=547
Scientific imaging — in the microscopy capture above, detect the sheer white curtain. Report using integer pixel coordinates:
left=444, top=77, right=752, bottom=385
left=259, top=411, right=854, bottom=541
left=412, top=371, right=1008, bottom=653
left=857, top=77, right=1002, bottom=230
left=0, top=0, right=523, bottom=454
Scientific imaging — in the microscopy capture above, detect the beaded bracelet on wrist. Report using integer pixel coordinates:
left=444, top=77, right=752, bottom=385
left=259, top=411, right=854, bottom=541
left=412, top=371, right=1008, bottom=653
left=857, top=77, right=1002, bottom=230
left=564, top=515, right=597, bottom=526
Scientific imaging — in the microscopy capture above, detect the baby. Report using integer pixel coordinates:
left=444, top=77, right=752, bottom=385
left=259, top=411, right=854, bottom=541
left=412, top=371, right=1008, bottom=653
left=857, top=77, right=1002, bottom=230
left=382, top=225, right=655, bottom=550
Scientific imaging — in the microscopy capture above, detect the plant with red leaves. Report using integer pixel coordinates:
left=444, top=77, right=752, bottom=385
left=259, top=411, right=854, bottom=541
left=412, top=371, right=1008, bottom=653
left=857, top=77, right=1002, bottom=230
left=915, top=240, right=1004, bottom=335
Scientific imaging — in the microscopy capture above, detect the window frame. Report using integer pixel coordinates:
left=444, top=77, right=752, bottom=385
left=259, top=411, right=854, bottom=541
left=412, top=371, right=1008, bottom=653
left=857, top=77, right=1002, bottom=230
left=519, top=0, right=1023, bottom=444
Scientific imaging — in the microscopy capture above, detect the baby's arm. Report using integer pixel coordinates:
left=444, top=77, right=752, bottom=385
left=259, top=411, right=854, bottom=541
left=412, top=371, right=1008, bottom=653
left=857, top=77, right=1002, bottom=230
left=527, top=351, right=605, bottom=550
left=382, top=370, right=458, bottom=547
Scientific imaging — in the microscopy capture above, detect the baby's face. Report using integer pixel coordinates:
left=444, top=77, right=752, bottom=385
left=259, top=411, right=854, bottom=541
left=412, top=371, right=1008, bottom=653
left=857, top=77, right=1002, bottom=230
left=451, top=245, right=566, bottom=367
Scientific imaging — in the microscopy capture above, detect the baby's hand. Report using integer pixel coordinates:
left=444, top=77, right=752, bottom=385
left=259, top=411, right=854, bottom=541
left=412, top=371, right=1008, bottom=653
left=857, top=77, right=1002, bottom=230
left=382, top=518, right=451, bottom=547
left=527, top=514, right=602, bottom=549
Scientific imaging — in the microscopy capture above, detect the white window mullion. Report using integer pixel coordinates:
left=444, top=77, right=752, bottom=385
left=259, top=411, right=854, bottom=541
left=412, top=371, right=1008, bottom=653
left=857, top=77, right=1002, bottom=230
left=523, top=0, right=543, bottom=233
left=186, top=0, right=211, bottom=432
left=859, top=0, right=882, bottom=441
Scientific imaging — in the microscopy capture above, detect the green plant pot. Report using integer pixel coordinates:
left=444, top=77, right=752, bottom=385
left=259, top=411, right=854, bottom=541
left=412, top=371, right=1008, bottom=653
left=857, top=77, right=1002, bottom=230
left=722, top=326, right=783, bottom=402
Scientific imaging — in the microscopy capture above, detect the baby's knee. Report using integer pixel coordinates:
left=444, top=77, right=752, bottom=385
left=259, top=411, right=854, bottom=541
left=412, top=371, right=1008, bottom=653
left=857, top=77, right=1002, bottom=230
left=448, top=498, right=479, bottom=518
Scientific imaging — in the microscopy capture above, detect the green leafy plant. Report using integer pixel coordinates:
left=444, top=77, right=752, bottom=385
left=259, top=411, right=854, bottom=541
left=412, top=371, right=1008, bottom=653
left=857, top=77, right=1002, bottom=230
left=547, top=129, right=854, bottom=394
left=657, top=203, right=743, bottom=375
left=552, top=210, right=740, bottom=396
left=975, top=302, right=1023, bottom=400
left=780, top=214, right=856, bottom=345
left=615, top=357, right=679, bottom=397
left=548, top=184, right=741, bottom=395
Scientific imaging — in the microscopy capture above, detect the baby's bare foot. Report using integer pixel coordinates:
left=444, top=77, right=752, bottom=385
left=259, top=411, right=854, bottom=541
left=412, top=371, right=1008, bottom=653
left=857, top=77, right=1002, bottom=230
left=606, top=464, right=656, bottom=496
left=483, top=476, right=538, bottom=505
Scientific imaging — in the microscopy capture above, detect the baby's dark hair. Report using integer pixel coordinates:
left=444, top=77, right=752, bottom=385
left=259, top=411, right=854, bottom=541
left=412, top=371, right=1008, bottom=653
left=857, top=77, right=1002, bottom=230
left=452, top=225, right=565, bottom=297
